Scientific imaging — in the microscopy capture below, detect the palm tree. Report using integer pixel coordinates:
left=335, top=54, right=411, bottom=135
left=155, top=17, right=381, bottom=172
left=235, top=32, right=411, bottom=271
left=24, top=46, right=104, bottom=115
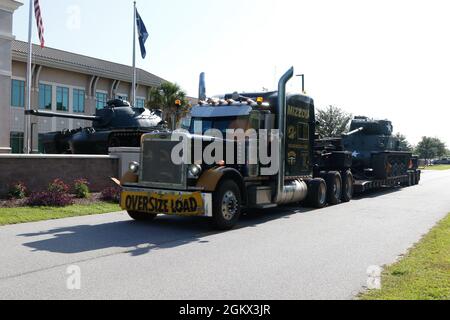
left=147, top=82, right=189, bottom=129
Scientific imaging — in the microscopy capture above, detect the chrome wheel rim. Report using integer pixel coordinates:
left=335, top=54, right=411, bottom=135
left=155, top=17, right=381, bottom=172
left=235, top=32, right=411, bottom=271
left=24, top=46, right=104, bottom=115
left=221, top=191, right=238, bottom=221
left=319, top=184, right=327, bottom=204
left=334, top=178, right=342, bottom=198
left=347, top=176, right=353, bottom=197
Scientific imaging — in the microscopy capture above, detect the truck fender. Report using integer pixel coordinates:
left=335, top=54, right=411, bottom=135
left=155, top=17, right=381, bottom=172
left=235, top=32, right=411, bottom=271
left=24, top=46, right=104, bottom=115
left=196, top=167, right=246, bottom=202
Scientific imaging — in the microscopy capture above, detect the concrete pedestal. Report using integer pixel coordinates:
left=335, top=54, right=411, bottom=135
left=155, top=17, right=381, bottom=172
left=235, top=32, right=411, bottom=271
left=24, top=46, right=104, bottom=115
left=0, top=0, right=22, bottom=153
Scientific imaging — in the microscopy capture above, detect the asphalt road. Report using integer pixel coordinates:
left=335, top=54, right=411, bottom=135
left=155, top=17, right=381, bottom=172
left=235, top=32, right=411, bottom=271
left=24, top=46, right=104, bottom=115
left=1, top=170, right=449, bottom=300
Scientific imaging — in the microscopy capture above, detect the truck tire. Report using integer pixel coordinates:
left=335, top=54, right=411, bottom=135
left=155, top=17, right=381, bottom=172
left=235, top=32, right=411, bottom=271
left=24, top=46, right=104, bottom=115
left=341, top=170, right=354, bottom=203
left=128, top=211, right=157, bottom=222
left=212, top=180, right=242, bottom=230
left=305, top=178, right=327, bottom=209
left=324, top=171, right=342, bottom=205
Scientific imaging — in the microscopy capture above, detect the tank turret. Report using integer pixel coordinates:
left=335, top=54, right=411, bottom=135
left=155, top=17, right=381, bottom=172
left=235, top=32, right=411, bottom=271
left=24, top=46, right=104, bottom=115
left=26, top=99, right=168, bottom=154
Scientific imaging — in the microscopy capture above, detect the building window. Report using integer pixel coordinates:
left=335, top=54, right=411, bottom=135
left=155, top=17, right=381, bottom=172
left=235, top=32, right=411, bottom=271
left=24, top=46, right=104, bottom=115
left=11, top=79, right=25, bottom=108
left=73, top=89, right=85, bottom=113
left=136, top=98, right=145, bottom=108
left=10, top=132, right=24, bottom=154
left=39, top=83, right=52, bottom=110
left=56, top=86, right=69, bottom=111
left=96, top=92, right=107, bottom=110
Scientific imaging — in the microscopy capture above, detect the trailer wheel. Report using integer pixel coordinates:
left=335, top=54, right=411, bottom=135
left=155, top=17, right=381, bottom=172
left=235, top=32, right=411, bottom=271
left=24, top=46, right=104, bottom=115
left=305, top=178, right=327, bottom=209
left=127, top=211, right=157, bottom=222
left=212, top=180, right=242, bottom=230
left=410, top=172, right=416, bottom=186
left=407, top=172, right=414, bottom=187
left=324, top=172, right=342, bottom=205
left=341, top=171, right=354, bottom=203
left=414, top=171, right=420, bottom=185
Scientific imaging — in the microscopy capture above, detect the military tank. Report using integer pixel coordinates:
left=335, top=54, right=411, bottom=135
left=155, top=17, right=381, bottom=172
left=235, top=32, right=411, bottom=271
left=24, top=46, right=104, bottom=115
left=26, top=99, right=167, bottom=155
left=339, top=116, right=411, bottom=179
left=315, top=116, right=420, bottom=193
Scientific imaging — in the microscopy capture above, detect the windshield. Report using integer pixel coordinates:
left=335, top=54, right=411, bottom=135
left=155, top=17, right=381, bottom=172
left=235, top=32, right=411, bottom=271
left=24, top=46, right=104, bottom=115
left=179, top=116, right=192, bottom=130
left=190, top=117, right=250, bottom=135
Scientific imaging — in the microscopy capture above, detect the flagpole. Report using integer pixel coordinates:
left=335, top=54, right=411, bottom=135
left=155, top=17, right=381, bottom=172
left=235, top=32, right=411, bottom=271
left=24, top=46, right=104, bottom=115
left=132, top=1, right=137, bottom=107
left=24, top=0, right=33, bottom=154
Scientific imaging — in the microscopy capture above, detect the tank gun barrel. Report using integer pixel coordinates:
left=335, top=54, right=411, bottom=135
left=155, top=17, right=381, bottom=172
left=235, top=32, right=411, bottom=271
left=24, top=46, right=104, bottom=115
left=25, top=110, right=100, bottom=122
left=344, top=127, right=364, bottom=136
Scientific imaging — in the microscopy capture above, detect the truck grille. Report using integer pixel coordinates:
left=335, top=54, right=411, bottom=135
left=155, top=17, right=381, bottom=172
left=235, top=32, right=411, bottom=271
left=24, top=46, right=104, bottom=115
left=141, top=140, right=184, bottom=186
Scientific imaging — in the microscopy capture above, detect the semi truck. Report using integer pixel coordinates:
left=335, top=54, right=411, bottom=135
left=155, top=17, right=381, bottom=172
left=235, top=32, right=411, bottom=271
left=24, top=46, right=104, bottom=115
left=118, top=67, right=420, bottom=230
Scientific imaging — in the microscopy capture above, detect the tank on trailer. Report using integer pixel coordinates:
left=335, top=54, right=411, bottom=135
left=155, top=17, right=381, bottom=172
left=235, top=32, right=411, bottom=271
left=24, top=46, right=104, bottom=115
left=315, top=116, right=421, bottom=193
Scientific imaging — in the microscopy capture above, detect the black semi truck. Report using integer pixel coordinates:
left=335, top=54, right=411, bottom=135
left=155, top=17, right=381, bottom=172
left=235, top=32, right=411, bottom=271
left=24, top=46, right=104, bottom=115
left=118, top=67, right=420, bottom=230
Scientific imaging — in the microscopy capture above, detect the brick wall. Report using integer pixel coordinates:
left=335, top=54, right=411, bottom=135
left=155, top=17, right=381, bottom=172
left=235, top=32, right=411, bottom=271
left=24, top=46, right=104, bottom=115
left=0, top=155, right=120, bottom=198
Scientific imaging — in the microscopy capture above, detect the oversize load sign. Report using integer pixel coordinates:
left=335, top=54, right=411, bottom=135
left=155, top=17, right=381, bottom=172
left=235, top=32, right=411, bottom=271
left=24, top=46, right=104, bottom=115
left=121, top=191, right=205, bottom=216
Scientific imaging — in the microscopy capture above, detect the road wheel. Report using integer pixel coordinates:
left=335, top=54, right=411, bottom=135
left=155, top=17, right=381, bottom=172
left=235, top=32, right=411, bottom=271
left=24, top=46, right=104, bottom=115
left=128, top=211, right=157, bottom=222
left=341, top=170, right=354, bottom=203
left=324, top=171, right=342, bottom=205
left=212, top=180, right=242, bottom=230
left=305, top=178, right=327, bottom=209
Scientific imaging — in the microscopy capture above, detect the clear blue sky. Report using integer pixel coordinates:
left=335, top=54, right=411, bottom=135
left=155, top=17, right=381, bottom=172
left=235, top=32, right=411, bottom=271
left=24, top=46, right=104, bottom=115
left=12, top=0, right=450, bottom=146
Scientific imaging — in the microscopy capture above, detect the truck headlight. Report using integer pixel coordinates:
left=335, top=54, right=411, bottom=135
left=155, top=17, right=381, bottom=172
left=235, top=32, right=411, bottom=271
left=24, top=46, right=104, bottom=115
left=129, top=161, right=140, bottom=174
left=188, top=164, right=202, bottom=178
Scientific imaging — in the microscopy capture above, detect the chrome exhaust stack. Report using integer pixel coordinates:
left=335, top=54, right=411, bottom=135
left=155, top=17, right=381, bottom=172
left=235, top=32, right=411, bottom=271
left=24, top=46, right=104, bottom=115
left=198, top=72, right=206, bottom=101
left=274, top=67, right=308, bottom=205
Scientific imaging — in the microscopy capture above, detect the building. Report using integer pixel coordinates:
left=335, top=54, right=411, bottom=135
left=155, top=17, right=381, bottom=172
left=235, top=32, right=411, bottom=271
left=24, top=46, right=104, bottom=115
left=0, top=0, right=165, bottom=154
left=9, top=40, right=165, bottom=153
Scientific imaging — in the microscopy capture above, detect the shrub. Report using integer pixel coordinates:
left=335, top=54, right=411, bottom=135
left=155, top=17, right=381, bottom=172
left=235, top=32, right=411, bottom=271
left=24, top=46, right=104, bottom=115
left=101, top=187, right=121, bottom=203
left=26, top=192, right=74, bottom=207
left=8, top=182, right=27, bottom=199
left=48, top=179, right=70, bottom=194
left=74, top=178, right=90, bottom=199
left=26, top=178, right=74, bottom=207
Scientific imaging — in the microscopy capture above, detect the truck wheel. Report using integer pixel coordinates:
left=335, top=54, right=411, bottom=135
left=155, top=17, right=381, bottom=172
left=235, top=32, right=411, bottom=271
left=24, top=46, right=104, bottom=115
left=324, top=172, right=342, bottom=205
left=128, top=211, right=157, bottom=222
left=341, top=171, right=354, bottom=203
left=212, top=180, right=242, bottom=230
left=305, top=178, right=327, bottom=209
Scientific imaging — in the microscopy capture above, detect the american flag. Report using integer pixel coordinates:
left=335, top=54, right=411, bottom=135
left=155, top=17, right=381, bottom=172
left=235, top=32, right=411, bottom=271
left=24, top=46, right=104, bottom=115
left=33, top=0, right=45, bottom=48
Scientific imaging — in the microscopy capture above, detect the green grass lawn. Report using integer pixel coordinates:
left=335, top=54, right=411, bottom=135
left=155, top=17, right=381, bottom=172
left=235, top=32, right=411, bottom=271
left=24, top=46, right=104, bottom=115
left=0, top=202, right=121, bottom=226
left=361, top=214, right=450, bottom=300
left=423, top=165, right=450, bottom=171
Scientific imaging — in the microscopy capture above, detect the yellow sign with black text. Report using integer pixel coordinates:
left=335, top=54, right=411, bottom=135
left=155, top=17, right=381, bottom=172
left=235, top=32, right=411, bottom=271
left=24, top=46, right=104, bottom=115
left=121, top=191, right=205, bottom=216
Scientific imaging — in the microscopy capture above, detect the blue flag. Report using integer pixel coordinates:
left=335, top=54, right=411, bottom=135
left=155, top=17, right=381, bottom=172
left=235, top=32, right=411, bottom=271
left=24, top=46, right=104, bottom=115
left=136, top=10, right=149, bottom=59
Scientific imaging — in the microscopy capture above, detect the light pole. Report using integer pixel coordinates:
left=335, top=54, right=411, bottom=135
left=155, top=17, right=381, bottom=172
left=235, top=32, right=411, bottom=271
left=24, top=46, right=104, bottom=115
left=296, top=74, right=305, bottom=94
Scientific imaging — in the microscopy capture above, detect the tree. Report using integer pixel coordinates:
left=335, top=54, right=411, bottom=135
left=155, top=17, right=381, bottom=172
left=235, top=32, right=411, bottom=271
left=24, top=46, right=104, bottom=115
left=316, top=105, right=352, bottom=138
left=147, top=82, right=189, bottom=129
left=415, top=137, right=447, bottom=160
left=394, top=133, right=413, bottom=151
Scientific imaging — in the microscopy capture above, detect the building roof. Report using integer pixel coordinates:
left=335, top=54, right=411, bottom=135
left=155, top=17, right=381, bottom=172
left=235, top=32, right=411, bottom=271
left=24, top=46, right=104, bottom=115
left=12, top=40, right=165, bottom=87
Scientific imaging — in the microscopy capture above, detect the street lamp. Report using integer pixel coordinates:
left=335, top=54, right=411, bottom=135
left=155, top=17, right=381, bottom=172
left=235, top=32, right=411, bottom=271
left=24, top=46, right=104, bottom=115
left=296, top=74, right=305, bottom=94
